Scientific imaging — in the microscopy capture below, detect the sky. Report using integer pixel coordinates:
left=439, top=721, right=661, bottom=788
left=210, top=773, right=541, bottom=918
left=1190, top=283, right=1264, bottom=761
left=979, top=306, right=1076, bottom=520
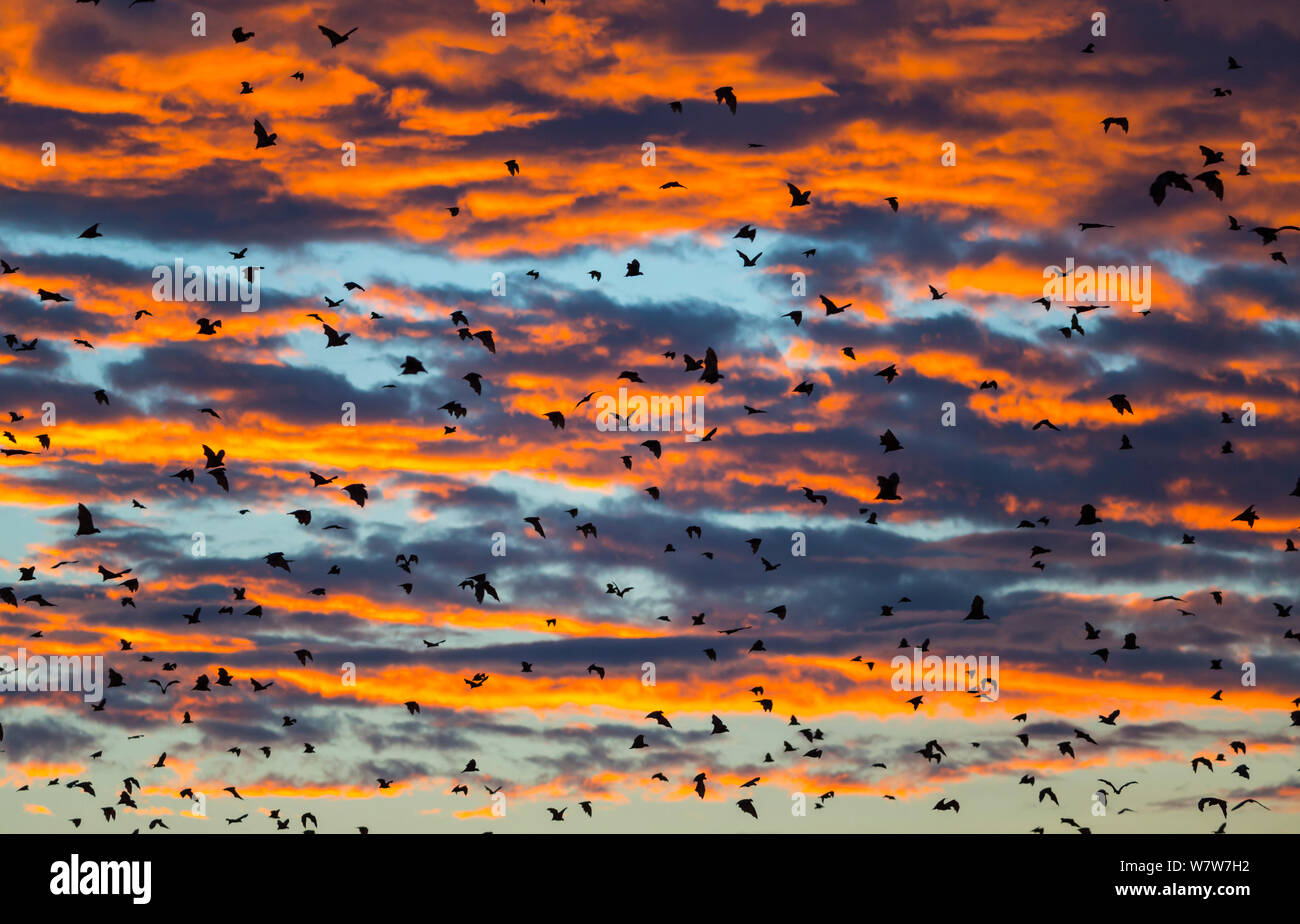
left=0, top=0, right=1298, bottom=834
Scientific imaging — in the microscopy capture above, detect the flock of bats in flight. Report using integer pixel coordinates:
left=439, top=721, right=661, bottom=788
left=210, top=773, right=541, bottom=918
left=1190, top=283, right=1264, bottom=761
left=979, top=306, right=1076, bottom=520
left=0, top=6, right=1297, bottom=834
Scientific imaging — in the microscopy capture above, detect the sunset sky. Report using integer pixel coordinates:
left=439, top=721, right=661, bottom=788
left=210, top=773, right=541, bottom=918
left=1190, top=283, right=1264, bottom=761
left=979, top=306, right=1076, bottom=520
left=1, top=0, right=1298, bottom=833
